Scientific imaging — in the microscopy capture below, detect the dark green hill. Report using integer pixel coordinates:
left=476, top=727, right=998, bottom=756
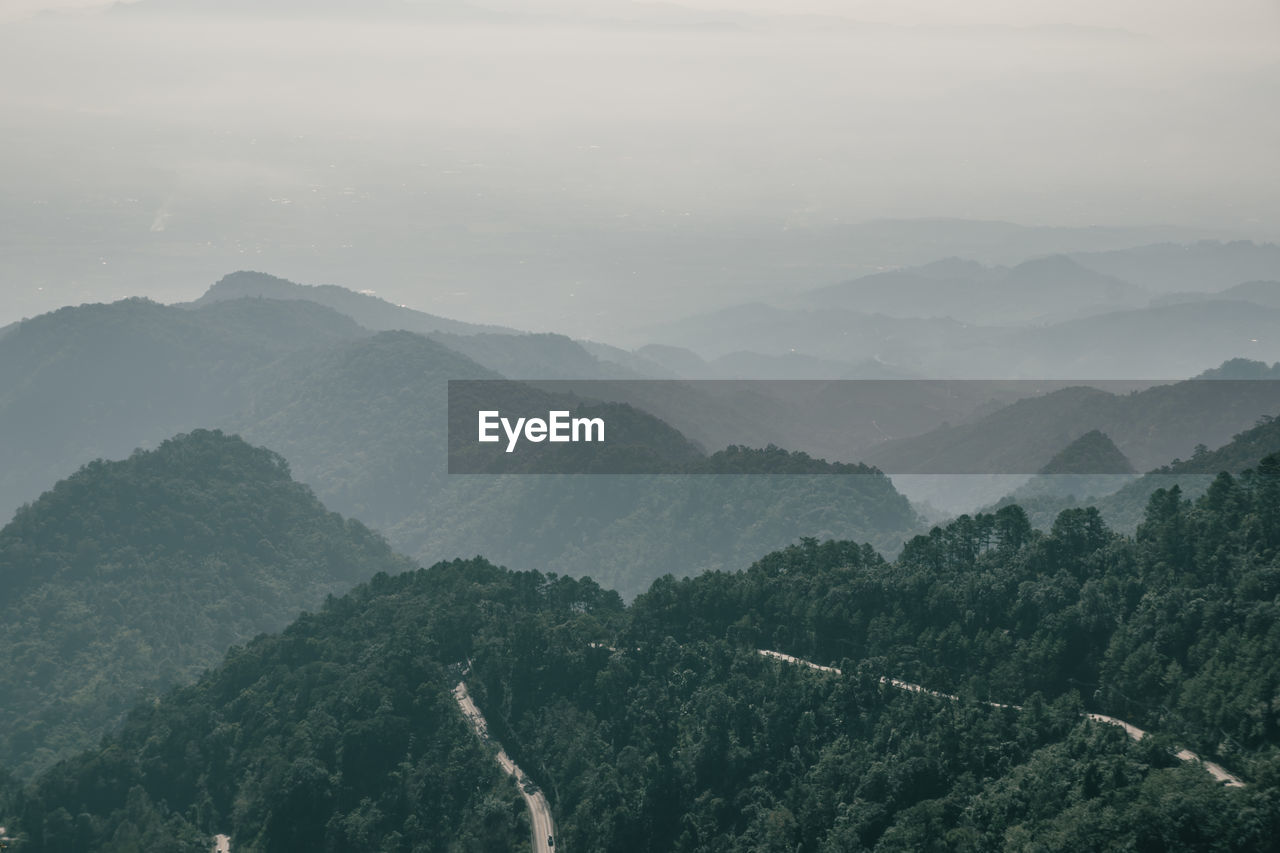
left=7, top=458, right=1280, bottom=850
left=1038, top=430, right=1134, bottom=475
left=0, top=429, right=411, bottom=778
left=990, top=413, right=1280, bottom=531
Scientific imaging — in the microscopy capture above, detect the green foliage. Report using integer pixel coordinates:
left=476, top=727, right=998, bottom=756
left=992, top=412, right=1280, bottom=532
left=0, top=430, right=411, bottom=778
left=8, top=457, right=1280, bottom=850
left=4, top=560, right=620, bottom=852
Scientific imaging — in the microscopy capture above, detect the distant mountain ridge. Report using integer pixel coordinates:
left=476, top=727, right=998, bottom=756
left=644, top=298, right=1280, bottom=378
left=189, top=270, right=519, bottom=336
left=799, top=254, right=1146, bottom=325
left=988, top=411, right=1280, bottom=531
left=863, top=378, right=1280, bottom=475
left=0, top=295, right=924, bottom=599
left=1069, top=240, right=1280, bottom=294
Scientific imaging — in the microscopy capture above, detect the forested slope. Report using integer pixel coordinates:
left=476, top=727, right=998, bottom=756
left=993, top=413, right=1280, bottom=531
left=6, top=456, right=1280, bottom=850
left=0, top=298, right=924, bottom=598
left=0, top=430, right=411, bottom=777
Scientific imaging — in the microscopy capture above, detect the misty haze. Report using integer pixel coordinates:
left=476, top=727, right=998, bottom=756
left=2, top=2, right=1280, bottom=852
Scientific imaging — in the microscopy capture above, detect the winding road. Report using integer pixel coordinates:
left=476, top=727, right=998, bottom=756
left=453, top=681, right=558, bottom=853
left=757, top=649, right=1244, bottom=787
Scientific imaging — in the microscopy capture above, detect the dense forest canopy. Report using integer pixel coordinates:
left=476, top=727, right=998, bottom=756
left=0, top=429, right=411, bottom=778
left=5, top=454, right=1280, bottom=850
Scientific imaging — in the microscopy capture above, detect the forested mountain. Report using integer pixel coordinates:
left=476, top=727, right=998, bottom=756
left=394, top=447, right=917, bottom=598
left=979, top=431, right=1140, bottom=521
left=1037, top=430, right=1134, bottom=475
left=0, top=430, right=411, bottom=778
left=6, top=457, right=1280, bottom=851
left=863, top=379, right=1280, bottom=475
left=0, top=296, right=923, bottom=600
left=1195, top=358, right=1280, bottom=380
left=992, top=413, right=1280, bottom=532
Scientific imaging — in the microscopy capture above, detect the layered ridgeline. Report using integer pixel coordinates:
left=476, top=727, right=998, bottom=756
left=0, top=297, right=369, bottom=522
left=6, top=460, right=1280, bottom=851
left=640, top=241, right=1280, bottom=379
left=863, top=378, right=1280, bottom=476
left=188, top=270, right=520, bottom=337
left=228, top=329, right=917, bottom=596
left=982, top=431, right=1140, bottom=528
left=0, top=293, right=921, bottom=599
left=0, top=430, right=412, bottom=778
left=191, top=270, right=657, bottom=379
left=990, top=414, right=1280, bottom=531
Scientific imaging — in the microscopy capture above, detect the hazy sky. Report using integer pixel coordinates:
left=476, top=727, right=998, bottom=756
left=1, top=0, right=1277, bottom=335
left=4, top=0, right=1277, bottom=35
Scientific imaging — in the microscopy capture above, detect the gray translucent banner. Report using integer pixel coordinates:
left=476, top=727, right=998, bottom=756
left=447, top=379, right=1280, bottom=475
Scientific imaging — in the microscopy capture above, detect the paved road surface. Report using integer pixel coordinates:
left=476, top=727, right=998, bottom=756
left=758, top=649, right=1244, bottom=787
left=454, top=681, right=558, bottom=852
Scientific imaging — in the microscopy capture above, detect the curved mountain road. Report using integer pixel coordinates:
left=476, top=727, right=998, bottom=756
left=454, top=681, right=558, bottom=853
left=758, top=649, right=1244, bottom=787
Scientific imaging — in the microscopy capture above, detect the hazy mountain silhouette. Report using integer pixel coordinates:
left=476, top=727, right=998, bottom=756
left=190, top=270, right=518, bottom=336
left=863, top=377, right=1280, bottom=475
left=1070, top=240, right=1280, bottom=293
left=799, top=254, right=1145, bottom=324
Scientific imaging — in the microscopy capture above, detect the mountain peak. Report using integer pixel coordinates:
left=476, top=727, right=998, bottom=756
left=1039, top=429, right=1134, bottom=475
left=192, top=270, right=519, bottom=337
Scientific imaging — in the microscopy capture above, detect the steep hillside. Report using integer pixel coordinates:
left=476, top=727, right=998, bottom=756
left=7, top=460, right=1280, bottom=850
left=0, top=430, right=411, bottom=777
left=0, top=297, right=368, bottom=522
left=0, top=298, right=926, bottom=600
left=228, top=331, right=920, bottom=595
left=1038, top=430, right=1134, bottom=475
left=990, top=413, right=1280, bottom=531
